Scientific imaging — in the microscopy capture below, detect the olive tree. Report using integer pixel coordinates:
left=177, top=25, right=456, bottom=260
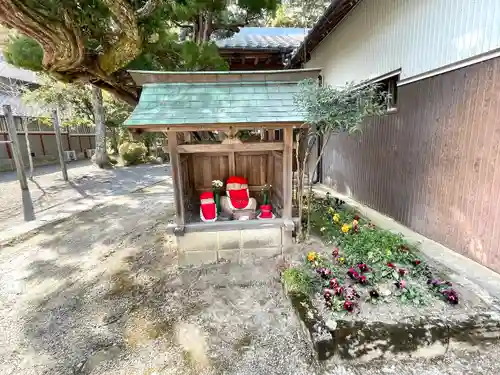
left=294, top=78, right=388, bottom=240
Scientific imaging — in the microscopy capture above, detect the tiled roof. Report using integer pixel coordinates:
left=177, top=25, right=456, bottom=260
left=124, top=81, right=305, bottom=127
left=216, top=27, right=308, bottom=50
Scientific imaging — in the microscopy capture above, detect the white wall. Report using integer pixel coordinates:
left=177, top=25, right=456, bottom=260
left=306, top=0, right=500, bottom=86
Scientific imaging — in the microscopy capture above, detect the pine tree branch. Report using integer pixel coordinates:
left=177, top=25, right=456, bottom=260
left=136, top=0, right=159, bottom=19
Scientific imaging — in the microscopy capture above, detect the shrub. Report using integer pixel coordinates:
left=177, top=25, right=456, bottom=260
left=119, top=142, right=147, bottom=165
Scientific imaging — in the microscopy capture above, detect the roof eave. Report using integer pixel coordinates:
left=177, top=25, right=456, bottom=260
left=288, top=0, right=361, bottom=68
left=128, top=68, right=322, bottom=86
left=217, top=46, right=296, bottom=54
left=124, top=121, right=305, bottom=132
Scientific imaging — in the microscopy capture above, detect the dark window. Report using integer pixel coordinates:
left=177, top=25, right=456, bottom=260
left=274, top=129, right=282, bottom=140
left=376, top=74, right=399, bottom=111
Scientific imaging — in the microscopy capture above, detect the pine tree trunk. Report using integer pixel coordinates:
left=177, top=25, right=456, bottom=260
left=91, top=85, right=108, bottom=168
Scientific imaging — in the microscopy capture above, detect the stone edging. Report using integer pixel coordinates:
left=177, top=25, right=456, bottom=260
left=285, top=286, right=500, bottom=362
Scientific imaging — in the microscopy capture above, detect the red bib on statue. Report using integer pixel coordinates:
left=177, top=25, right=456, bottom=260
left=226, top=176, right=250, bottom=210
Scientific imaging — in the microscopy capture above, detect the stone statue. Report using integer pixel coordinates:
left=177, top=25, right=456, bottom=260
left=220, top=176, right=257, bottom=219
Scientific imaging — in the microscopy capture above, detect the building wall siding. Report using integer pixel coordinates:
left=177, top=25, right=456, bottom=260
left=307, top=0, right=500, bottom=85
left=0, top=132, right=96, bottom=170
left=320, top=57, right=500, bottom=272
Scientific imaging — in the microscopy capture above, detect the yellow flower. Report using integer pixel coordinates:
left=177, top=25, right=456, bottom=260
left=352, top=219, right=359, bottom=226
left=333, top=214, right=340, bottom=223
left=307, top=251, right=317, bottom=262
left=328, top=207, right=335, bottom=215
left=341, top=224, right=350, bottom=233
left=339, top=257, right=345, bottom=264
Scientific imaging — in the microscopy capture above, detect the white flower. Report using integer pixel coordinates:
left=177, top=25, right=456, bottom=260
left=320, top=227, right=326, bottom=232
left=212, top=179, right=223, bottom=188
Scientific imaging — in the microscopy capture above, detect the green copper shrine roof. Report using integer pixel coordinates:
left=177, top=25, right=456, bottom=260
left=124, top=69, right=321, bottom=128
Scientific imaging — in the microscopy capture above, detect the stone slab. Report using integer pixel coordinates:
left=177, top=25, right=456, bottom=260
left=241, top=228, right=282, bottom=249
left=176, top=231, right=218, bottom=251
left=218, top=249, right=241, bottom=263
left=286, top=287, right=500, bottom=363
left=217, top=230, right=241, bottom=250
left=176, top=225, right=285, bottom=266
left=179, top=250, right=218, bottom=266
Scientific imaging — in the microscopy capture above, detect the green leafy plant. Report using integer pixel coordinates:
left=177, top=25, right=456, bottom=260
left=293, top=79, right=388, bottom=241
left=299, top=195, right=459, bottom=314
left=397, top=285, right=433, bottom=306
left=282, top=267, right=315, bottom=296
left=1, top=0, right=278, bottom=105
left=119, top=141, right=147, bottom=165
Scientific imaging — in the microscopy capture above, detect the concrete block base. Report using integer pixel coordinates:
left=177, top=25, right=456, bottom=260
left=173, top=220, right=293, bottom=266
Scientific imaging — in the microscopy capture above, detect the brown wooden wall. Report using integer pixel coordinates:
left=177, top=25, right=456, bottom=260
left=184, top=150, right=279, bottom=207
left=272, top=151, right=284, bottom=209
left=320, top=57, right=500, bottom=272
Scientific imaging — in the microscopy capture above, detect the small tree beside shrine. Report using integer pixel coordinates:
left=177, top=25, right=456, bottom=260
left=294, top=79, right=388, bottom=240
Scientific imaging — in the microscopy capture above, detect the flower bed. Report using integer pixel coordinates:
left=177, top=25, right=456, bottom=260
left=283, top=194, right=498, bottom=361
left=286, top=194, right=479, bottom=320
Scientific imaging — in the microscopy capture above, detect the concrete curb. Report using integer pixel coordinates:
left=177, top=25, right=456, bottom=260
left=286, top=289, right=500, bottom=362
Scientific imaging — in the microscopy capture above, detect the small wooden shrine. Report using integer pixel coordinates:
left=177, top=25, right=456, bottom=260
left=124, top=68, right=321, bottom=264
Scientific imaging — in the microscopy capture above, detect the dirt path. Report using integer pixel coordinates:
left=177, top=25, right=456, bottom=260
left=0, top=161, right=169, bottom=232
left=1, top=181, right=500, bottom=375
left=0, top=182, right=314, bottom=375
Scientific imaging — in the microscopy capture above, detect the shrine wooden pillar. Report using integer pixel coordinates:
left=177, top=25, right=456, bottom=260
left=167, top=131, right=185, bottom=233
left=282, top=127, right=293, bottom=220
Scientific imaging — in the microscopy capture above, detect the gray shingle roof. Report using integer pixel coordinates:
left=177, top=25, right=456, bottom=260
left=216, top=27, right=308, bottom=50
left=124, top=81, right=305, bottom=127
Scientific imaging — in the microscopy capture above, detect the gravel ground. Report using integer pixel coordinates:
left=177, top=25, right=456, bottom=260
left=0, top=161, right=169, bottom=232
left=1, top=182, right=500, bottom=374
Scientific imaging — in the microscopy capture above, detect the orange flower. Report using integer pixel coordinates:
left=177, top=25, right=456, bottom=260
left=307, top=251, right=317, bottom=262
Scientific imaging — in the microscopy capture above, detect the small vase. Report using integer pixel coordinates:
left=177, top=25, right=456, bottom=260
left=214, top=191, right=221, bottom=215
left=259, top=204, right=273, bottom=219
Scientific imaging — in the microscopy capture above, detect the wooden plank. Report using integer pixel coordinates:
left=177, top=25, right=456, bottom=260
left=266, top=151, right=274, bottom=187
left=235, top=150, right=274, bottom=156
left=267, top=130, right=275, bottom=141
left=228, top=152, right=235, bottom=175
left=202, top=156, right=212, bottom=187
left=260, top=154, right=267, bottom=185
left=282, top=127, right=293, bottom=219
left=3, top=105, right=35, bottom=221
left=52, top=109, right=69, bottom=181
left=195, top=185, right=270, bottom=193
left=177, top=142, right=284, bottom=153
left=128, top=121, right=304, bottom=132
left=272, top=150, right=283, bottom=159
left=167, top=131, right=185, bottom=228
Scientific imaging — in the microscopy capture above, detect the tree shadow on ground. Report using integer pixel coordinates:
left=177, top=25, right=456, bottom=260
left=24, top=259, right=80, bottom=282
left=12, top=183, right=313, bottom=375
